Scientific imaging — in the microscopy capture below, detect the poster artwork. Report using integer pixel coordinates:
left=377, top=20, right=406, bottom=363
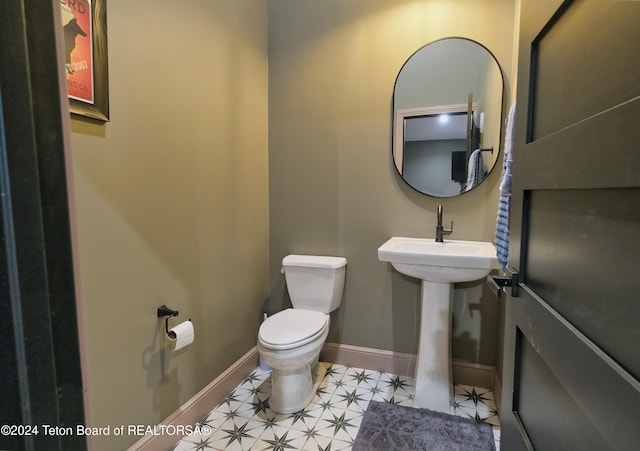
left=61, top=0, right=94, bottom=104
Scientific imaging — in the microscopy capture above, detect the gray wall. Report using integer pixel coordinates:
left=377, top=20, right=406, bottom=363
left=69, top=1, right=269, bottom=449
left=404, top=139, right=466, bottom=196
left=268, top=0, right=516, bottom=364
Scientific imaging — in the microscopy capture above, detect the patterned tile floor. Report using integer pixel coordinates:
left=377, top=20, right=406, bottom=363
left=171, top=363, right=500, bottom=450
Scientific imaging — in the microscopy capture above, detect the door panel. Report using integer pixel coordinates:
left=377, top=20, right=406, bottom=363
left=501, top=0, right=640, bottom=449
left=532, top=0, right=640, bottom=139
left=0, top=1, right=86, bottom=450
left=516, top=329, right=608, bottom=451
left=511, top=285, right=640, bottom=449
left=526, top=188, right=640, bottom=380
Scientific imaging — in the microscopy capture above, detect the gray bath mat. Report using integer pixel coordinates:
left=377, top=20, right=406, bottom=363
left=353, top=401, right=495, bottom=451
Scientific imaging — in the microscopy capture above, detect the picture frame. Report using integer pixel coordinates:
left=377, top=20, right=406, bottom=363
left=61, top=0, right=109, bottom=121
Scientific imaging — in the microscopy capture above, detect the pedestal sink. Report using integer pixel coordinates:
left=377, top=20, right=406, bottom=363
left=378, top=237, right=500, bottom=413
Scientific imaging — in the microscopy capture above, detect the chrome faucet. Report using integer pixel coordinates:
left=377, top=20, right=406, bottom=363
left=435, top=204, right=453, bottom=242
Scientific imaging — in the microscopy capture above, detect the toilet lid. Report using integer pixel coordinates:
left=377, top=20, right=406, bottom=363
left=259, top=309, right=328, bottom=350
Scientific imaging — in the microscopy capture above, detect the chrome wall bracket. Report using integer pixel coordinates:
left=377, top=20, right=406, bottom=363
left=488, top=268, right=519, bottom=298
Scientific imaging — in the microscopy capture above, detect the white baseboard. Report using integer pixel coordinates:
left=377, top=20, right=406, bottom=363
left=127, top=347, right=259, bottom=451
left=320, top=342, right=416, bottom=376
left=129, top=342, right=501, bottom=450
left=321, top=342, right=500, bottom=393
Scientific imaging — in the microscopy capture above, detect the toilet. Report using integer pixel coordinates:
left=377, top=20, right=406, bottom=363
left=257, top=254, right=347, bottom=413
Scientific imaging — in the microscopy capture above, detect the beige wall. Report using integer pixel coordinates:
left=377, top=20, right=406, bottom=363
left=268, top=0, right=516, bottom=363
left=68, top=1, right=268, bottom=449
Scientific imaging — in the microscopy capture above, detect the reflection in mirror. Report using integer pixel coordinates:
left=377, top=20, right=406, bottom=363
left=393, top=38, right=504, bottom=197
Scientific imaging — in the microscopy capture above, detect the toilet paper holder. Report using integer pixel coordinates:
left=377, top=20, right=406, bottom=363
left=157, top=305, right=180, bottom=336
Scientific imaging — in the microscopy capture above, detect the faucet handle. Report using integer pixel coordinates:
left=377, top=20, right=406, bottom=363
left=443, top=220, right=453, bottom=237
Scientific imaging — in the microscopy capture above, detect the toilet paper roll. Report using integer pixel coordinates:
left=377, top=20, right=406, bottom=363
left=167, top=320, right=194, bottom=352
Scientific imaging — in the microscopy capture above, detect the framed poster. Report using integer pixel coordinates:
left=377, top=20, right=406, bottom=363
left=60, top=0, right=109, bottom=121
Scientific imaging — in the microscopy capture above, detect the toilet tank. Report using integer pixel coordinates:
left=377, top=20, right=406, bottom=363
left=282, top=255, right=347, bottom=313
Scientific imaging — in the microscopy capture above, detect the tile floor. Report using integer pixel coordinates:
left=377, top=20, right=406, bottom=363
left=171, top=363, right=500, bottom=450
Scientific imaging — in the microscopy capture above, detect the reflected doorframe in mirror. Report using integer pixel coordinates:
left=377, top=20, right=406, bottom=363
left=392, top=37, right=505, bottom=198
left=394, top=103, right=474, bottom=174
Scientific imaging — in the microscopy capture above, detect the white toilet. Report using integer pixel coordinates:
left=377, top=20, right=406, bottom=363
left=257, top=254, right=347, bottom=413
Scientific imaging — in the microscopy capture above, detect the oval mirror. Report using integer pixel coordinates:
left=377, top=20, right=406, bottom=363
left=393, top=38, right=504, bottom=197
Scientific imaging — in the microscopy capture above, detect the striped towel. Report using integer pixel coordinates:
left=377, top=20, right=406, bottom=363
left=495, top=194, right=510, bottom=270
left=495, top=103, right=516, bottom=271
left=465, top=148, right=487, bottom=191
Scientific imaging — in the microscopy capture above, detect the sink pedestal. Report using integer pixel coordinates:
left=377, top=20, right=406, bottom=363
left=414, top=280, right=453, bottom=413
left=377, top=237, right=500, bottom=414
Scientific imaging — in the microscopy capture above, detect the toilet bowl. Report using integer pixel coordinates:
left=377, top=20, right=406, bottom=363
left=257, top=255, right=346, bottom=413
left=258, top=309, right=330, bottom=413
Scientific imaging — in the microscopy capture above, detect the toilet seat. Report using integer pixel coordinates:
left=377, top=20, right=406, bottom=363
left=259, top=309, right=328, bottom=350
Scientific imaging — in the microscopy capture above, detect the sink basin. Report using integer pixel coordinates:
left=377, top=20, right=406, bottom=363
left=378, top=236, right=499, bottom=412
left=378, top=237, right=499, bottom=283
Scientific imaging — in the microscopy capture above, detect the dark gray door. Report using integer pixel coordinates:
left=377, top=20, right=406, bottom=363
left=1, top=1, right=86, bottom=450
left=500, top=0, right=640, bottom=449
